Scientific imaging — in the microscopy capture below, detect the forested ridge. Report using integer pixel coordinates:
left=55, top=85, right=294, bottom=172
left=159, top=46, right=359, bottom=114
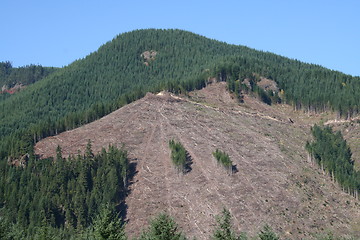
left=1, top=29, right=360, bottom=239
left=0, top=61, right=58, bottom=92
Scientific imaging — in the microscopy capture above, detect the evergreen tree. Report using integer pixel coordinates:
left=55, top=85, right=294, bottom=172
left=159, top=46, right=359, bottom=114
left=93, top=204, right=127, bottom=240
left=56, top=145, right=63, bottom=161
left=85, top=139, right=94, bottom=160
left=0, top=217, right=11, bottom=240
left=137, top=213, right=186, bottom=240
left=258, top=225, right=279, bottom=240
left=212, top=208, right=240, bottom=240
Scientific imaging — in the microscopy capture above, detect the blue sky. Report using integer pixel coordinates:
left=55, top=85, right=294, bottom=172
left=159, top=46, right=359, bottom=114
left=1, top=0, right=359, bottom=76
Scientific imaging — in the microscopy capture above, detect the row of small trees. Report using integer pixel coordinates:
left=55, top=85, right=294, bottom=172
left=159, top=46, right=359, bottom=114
left=136, top=208, right=280, bottom=240
left=0, top=206, right=279, bottom=240
left=169, top=140, right=234, bottom=175
left=94, top=207, right=356, bottom=240
left=0, top=204, right=354, bottom=239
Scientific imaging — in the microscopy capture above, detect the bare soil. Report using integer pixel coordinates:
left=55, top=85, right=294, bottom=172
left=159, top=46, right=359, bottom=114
left=256, top=77, right=279, bottom=92
left=35, top=82, right=360, bottom=239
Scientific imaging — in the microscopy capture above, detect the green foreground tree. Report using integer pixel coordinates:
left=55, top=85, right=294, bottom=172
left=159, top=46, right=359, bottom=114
left=93, top=204, right=127, bottom=240
left=258, top=225, right=279, bottom=240
left=212, top=208, right=247, bottom=240
left=136, top=213, right=186, bottom=240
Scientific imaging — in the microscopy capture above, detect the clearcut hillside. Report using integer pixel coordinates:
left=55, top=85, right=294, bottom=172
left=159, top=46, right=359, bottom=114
left=35, top=82, right=360, bottom=239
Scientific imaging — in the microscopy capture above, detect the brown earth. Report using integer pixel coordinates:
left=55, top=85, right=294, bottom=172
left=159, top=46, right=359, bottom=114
left=1, top=83, right=25, bottom=94
left=256, top=77, right=279, bottom=92
left=35, top=82, right=360, bottom=239
left=141, top=50, right=157, bottom=66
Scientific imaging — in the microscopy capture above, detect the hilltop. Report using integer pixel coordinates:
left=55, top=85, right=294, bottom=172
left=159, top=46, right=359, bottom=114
left=2, top=29, right=360, bottom=159
left=35, top=82, right=360, bottom=239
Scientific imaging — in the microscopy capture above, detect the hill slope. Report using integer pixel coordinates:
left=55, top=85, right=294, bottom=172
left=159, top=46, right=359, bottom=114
left=0, top=29, right=244, bottom=139
left=2, top=29, right=360, bottom=160
left=35, top=82, right=360, bottom=239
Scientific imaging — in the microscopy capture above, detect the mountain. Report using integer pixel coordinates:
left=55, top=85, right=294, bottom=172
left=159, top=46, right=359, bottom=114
left=34, top=82, right=360, bottom=239
left=1, top=29, right=360, bottom=159
left=1, top=29, right=360, bottom=239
